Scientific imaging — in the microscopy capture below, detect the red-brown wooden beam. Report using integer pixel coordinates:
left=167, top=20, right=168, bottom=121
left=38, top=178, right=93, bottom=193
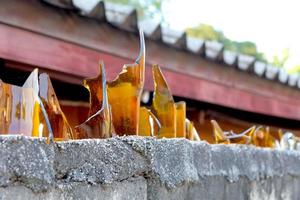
left=2, top=0, right=299, bottom=104
left=0, top=23, right=300, bottom=120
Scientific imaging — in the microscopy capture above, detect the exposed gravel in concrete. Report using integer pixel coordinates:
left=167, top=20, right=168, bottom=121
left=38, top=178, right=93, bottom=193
left=54, top=138, right=149, bottom=184
left=1, top=135, right=300, bottom=199
left=122, top=136, right=300, bottom=187
left=0, top=136, right=55, bottom=192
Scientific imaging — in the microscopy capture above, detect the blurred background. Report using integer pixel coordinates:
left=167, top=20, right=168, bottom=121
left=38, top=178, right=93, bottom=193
left=1, top=0, right=300, bottom=141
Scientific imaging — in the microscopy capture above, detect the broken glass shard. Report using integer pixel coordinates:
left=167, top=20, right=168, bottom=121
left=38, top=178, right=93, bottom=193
left=107, top=30, right=145, bottom=136
left=75, top=62, right=114, bottom=139
left=211, top=120, right=253, bottom=144
left=250, top=126, right=277, bottom=148
left=279, top=132, right=299, bottom=150
left=175, top=101, right=186, bottom=138
left=186, top=118, right=200, bottom=141
left=211, top=120, right=229, bottom=144
left=227, top=126, right=254, bottom=144
left=138, top=106, right=160, bottom=137
left=151, top=65, right=176, bottom=138
left=0, top=69, right=50, bottom=138
left=39, top=73, right=73, bottom=140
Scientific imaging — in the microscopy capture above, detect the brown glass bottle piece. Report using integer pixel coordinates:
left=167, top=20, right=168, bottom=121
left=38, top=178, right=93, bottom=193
left=107, top=30, right=145, bottom=136
left=0, top=69, right=47, bottom=137
left=75, top=62, right=114, bottom=139
left=175, top=102, right=186, bottom=138
left=211, top=120, right=254, bottom=144
left=39, top=73, right=73, bottom=141
left=138, top=106, right=160, bottom=137
left=211, top=120, right=229, bottom=144
left=250, top=126, right=276, bottom=148
left=151, top=65, right=176, bottom=138
left=277, top=129, right=283, bottom=140
left=186, top=119, right=200, bottom=141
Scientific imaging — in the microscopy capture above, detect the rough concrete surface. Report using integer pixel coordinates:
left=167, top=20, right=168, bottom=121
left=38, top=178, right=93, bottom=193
left=1, top=135, right=300, bottom=199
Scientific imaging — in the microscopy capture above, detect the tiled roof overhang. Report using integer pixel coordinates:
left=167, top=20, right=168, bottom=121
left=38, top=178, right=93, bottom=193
left=1, top=0, right=300, bottom=120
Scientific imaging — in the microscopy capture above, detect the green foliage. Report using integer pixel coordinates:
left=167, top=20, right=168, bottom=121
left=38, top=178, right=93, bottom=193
left=186, top=24, right=224, bottom=41
left=287, top=65, right=300, bottom=74
left=186, top=24, right=267, bottom=62
left=271, top=48, right=290, bottom=67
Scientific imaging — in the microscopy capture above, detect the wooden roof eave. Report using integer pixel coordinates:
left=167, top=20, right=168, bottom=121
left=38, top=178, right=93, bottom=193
left=1, top=0, right=300, bottom=120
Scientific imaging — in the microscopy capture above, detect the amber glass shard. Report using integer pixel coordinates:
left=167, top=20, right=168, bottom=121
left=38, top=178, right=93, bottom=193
left=277, top=129, right=283, bottom=140
left=39, top=73, right=73, bottom=141
left=0, top=69, right=48, bottom=137
left=151, top=65, right=176, bottom=138
left=186, top=119, right=200, bottom=141
left=107, top=30, right=145, bottom=136
left=75, top=62, right=114, bottom=139
left=210, top=120, right=254, bottom=144
left=138, top=106, right=160, bottom=137
left=211, top=120, right=229, bottom=144
left=250, top=126, right=276, bottom=148
left=81, top=63, right=104, bottom=117
left=227, top=126, right=254, bottom=144
left=175, top=102, right=186, bottom=138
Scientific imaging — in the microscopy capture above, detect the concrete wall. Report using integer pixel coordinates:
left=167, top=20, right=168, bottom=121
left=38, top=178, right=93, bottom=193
left=1, top=136, right=300, bottom=199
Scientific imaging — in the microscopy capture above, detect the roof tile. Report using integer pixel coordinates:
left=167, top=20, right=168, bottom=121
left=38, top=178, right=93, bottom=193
left=40, top=0, right=298, bottom=89
left=138, top=19, right=161, bottom=40
left=278, top=68, right=289, bottom=84
left=186, top=37, right=205, bottom=54
left=254, top=61, right=266, bottom=77
left=288, top=73, right=299, bottom=87
left=204, top=41, right=223, bottom=61
left=265, top=65, right=279, bottom=80
left=43, top=0, right=74, bottom=9
left=161, top=27, right=186, bottom=49
left=104, top=2, right=138, bottom=32
left=223, top=50, right=237, bottom=66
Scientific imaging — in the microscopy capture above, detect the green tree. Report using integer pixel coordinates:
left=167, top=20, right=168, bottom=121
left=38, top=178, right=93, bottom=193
left=287, top=65, right=300, bottom=74
left=186, top=24, right=225, bottom=41
left=186, top=24, right=267, bottom=62
left=271, top=48, right=290, bottom=67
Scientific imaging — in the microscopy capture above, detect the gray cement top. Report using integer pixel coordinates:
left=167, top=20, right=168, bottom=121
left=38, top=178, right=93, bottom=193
left=1, top=135, right=300, bottom=192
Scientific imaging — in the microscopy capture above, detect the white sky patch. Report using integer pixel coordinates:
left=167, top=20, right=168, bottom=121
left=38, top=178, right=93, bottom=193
left=162, top=0, right=300, bottom=67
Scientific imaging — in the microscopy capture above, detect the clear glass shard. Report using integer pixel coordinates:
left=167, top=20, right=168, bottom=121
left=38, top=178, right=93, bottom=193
left=227, top=126, right=254, bottom=144
left=280, top=132, right=298, bottom=150
left=39, top=73, right=73, bottom=141
left=175, top=101, right=186, bottom=138
left=23, top=68, right=42, bottom=137
left=23, top=68, right=39, bottom=93
left=0, top=69, right=46, bottom=137
left=138, top=106, right=160, bottom=137
left=151, top=65, right=176, bottom=138
left=107, top=30, right=145, bottom=136
left=75, top=62, right=114, bottom=139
